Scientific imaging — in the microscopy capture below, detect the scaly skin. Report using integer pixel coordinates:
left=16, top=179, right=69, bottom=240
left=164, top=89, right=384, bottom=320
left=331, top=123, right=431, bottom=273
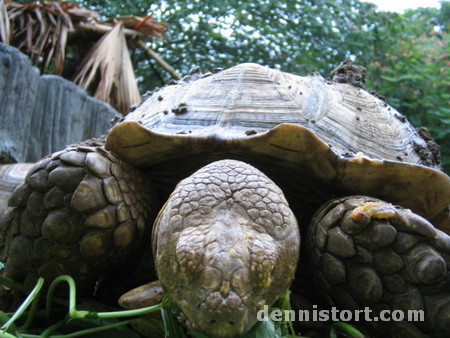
left=308, top=196, right=450, bottom=336
left=0, top=145, right=158, bottom=294
left=152, top=160, right=300, bottom=337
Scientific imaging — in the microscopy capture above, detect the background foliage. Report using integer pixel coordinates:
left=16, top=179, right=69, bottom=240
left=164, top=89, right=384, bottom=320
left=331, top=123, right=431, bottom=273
left=14, top=0, right=450, bottom=171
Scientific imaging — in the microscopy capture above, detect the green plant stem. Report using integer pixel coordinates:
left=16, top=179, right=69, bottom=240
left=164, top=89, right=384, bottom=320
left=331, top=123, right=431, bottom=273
left=278, top=289, right=296, bottom=336
left=2, top=274, right=163, bottom=337
left=45, top=275, right=77, bottom=319
left=18, top=290, right=41, bottom=330
left=333, top=322, right=364, bottom=338
left=51, top=318, right=137, bottom=337
left=36, top=318, right=139, bottom=338
left=0, top=312, right=13, bottom=331
left=161, top=306, right=186, bottom=338
left=40, top=319, right=65, bottom=338
left=0, top=330, right=17, bottom=337
left=43, top=275, right=161, bottom=320
left=1, top=277, right=44, bottom=333
left=0, top=275, right=24, bottom=290
left=71, top=304, right=162, bottom=319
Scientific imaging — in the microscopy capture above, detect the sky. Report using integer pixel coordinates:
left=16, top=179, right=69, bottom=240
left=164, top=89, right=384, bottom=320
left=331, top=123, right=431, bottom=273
left=360, top=0, right=442, bottom=12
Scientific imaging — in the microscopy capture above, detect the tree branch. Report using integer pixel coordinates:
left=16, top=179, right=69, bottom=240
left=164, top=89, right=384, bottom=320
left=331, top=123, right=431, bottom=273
left=136, top=39, right=181, bottom=80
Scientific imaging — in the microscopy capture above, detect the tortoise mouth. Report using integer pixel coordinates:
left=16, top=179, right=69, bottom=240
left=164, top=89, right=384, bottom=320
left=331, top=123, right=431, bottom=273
left=178, top=286, right=253, bottom=337
left=194, top=307, right=250, bottom=337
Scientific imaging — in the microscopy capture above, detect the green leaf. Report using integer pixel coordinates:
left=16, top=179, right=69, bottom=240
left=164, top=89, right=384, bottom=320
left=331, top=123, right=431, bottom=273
left=329, top=326, right=338, bottom=338
left=333, top=322, right=365, bottom=338
left=187, top=330, right=210, bottom=338
left=161, top=295, right=186, bottom=338
left=242, top=317, right=282, bottom=338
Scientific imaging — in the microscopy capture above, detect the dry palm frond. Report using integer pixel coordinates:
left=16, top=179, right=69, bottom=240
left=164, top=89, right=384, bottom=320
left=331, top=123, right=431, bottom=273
left=6, top=1, right=167, bottom=74
left=105, top=15, right=166, bottom=38
left=0, top=0, right=10, bottom=44
left=5, top=1, right=174, bottom=113
left=6, top=0, right=87, bottom=73
left=73, top=22, right=141, bottom=114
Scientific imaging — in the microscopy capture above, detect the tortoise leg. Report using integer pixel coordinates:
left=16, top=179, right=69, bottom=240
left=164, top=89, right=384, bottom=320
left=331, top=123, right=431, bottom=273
left=0, top=145, right=160, bottom=296
left=308, top=196, right=450, bottom=337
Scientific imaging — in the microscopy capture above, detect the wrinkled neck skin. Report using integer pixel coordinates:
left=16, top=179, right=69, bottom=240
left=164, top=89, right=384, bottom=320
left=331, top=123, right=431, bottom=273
left=153, top=160, right=300, bottom=337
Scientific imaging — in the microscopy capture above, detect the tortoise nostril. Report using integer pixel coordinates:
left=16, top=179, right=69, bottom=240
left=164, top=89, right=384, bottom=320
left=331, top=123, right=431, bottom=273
left=210, top=319, right=216, bottom=324
left=229, top=321, right=234, bottom=326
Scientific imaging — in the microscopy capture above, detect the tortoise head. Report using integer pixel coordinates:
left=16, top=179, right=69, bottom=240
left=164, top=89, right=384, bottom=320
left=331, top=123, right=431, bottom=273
left=152, top=160, right=300, bottom=336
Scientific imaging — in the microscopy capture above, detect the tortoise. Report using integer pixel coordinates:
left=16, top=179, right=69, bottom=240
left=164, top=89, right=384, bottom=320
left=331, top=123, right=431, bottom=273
left=1, top=62, right=449, bottom=337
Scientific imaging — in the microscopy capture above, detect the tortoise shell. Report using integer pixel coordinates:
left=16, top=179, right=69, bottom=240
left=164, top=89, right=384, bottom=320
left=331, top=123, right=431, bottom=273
left=106, top=63, right=449, bottom=231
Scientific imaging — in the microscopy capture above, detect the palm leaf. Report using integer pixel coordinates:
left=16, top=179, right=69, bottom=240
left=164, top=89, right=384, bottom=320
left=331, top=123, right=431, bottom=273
left=0, top=0, right=10, bottom=44
left=7, top=1, right=74, bottom=74
left=73, top=22, right=141, bottom=114
left=104, top=15, right=167, bottom=38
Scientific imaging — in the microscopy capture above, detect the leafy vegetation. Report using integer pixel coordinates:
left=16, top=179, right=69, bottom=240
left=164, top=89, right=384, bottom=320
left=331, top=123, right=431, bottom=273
left=0, top=274, right=160, bottom=337
left=365, top=5, right=450, bottom=170
left=0, top=274, right=365, bottom=337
